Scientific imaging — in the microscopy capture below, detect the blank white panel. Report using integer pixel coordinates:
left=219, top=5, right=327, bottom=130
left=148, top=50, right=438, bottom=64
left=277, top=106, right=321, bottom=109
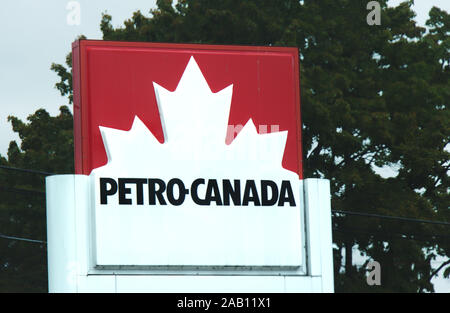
left=116, top=275, right=285, bottom=293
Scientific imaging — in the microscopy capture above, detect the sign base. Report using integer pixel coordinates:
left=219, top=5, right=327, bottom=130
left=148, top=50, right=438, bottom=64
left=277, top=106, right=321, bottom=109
left=46, top=175, right=333, bottom=292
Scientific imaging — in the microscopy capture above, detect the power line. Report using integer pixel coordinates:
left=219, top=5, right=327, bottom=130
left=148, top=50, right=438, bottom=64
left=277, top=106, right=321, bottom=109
left=1, top=165, right=449, bottom=226
left=2, top=225, right=448, bottom=246
left=333, top=227, right=450, bottom=243
left=1, top=166, right=450, bottom=245
left=1, top=225, right=448, bottom=246
left=0, top=233, right=46, bottom=244
left=332, top=210, right=450, bottom=227
left=0, top=186, right=45, bottom=196
left=0, top=165, right=55, bottom=176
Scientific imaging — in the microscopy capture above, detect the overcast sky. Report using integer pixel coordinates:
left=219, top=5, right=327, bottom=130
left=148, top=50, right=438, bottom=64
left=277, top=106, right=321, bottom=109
left=1, top=0, right=449, bottom=158
left=0, top=0, right=449, bottom=292
left=0, top=0, right=157, bottom=157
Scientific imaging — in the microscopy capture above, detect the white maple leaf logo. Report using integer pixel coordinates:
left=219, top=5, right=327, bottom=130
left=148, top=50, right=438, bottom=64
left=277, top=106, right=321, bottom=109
left=92, top=56, right=297, bottom=181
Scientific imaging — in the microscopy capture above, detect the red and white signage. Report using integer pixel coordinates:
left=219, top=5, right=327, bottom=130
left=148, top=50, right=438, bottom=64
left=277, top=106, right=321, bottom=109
left=72, top=40, right=303, bottom=267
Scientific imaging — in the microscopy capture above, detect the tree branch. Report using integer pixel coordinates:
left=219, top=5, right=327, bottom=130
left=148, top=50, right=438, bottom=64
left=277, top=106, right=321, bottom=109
left=429, top=259, right=450, bottom=283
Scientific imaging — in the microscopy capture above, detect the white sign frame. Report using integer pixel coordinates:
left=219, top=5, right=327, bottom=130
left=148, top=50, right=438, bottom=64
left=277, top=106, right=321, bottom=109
left=46, top=175, right=333, bottom=292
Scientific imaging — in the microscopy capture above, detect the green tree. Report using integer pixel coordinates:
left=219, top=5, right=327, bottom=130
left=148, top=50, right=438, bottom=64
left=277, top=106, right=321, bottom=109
left=0, top=107, right=73, bottom=292
left=52, top=0, right=450, bottom=292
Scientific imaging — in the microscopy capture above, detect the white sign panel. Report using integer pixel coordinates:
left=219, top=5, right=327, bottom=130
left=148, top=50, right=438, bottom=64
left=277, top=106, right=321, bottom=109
left=89, top=58, right=302, bottom=267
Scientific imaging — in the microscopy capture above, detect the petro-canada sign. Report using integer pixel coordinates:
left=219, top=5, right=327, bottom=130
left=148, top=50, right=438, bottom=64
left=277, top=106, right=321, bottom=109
left=72, top=40, right=303, bottom=267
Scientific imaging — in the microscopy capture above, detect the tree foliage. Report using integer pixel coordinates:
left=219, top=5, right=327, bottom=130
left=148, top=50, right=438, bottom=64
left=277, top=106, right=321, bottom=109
left=0, top=106, right=73, bottom=292
left=2, top=0, right=448, bottom=292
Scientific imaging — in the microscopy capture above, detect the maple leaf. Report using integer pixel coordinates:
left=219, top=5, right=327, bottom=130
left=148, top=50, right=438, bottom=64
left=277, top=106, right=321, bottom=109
left=94, top=56, right=295, bottom=180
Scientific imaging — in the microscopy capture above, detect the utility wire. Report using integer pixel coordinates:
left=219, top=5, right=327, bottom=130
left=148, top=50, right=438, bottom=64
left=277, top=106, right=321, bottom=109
left=0, top=186, right=45, bottom=196
left=333, top=227, right=450, bottom=243
left=0, top=233, right=46, bottom=244
left=1, top=166, right=450, bottom=244
left=4, top=225, right=448, bottom=245
left=332, top=210, right=450, bottom=227
left=0, top=165, right=54, bottom=176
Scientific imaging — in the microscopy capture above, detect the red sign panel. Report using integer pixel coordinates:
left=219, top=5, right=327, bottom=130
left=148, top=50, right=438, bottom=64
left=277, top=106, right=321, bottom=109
left=72, top=40, right=302, bottom=177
